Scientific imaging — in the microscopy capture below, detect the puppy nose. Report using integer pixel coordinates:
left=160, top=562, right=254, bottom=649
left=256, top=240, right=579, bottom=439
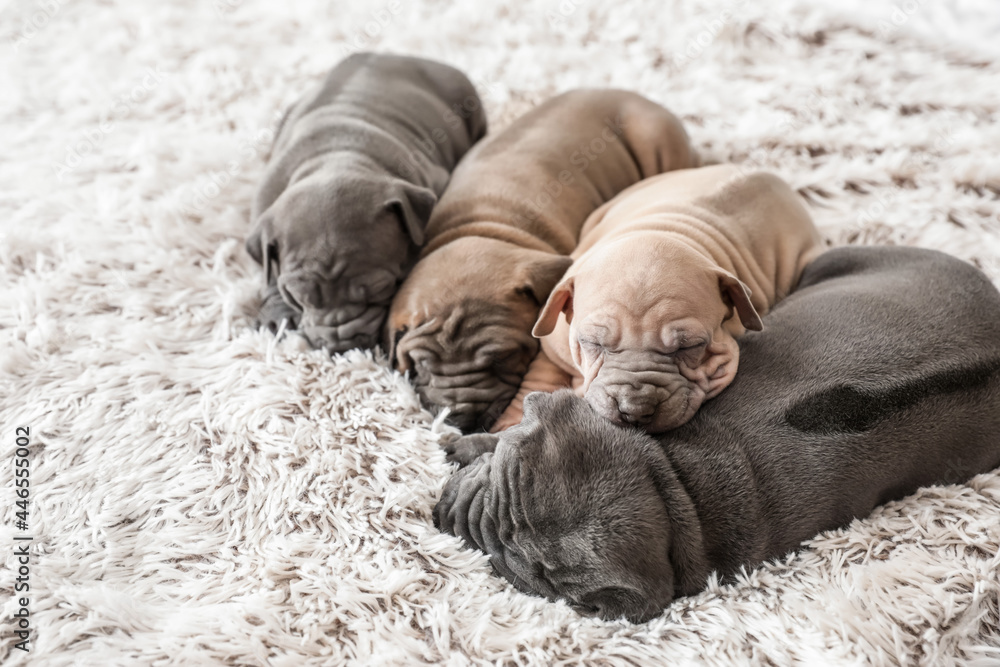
left=616, top=397, right=654, bottom=426
left=619, top=410, right=651, bottom=426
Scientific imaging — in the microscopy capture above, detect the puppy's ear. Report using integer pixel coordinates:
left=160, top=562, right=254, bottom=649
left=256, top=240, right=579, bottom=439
left=264, top=238, right=280, bottom=288
left=246, top=218, right=279, bottom=288
left=515, top=251, right=572, bottom=306
left=386, top=324, right=408, bottom=371
left=246, top=224, right=264, bottom=264
left=718, top=271, right=763, bottom=332
left=387, top=182, right=437, bottom=246
left=277, top=271, right=318, bottom=311
left=533, top=276, right=574, bottom=337
left=646, top=453, right=711, bottom=598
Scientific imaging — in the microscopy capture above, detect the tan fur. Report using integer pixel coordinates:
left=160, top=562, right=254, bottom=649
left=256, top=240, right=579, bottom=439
left=495, top=164, right=824, bottom=432
left=387, top=89, right=698, bottom=431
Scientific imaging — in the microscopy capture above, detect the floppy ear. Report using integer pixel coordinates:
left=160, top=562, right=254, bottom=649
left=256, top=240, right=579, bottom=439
left=386, top=324, right=408, bottom=371
left=646, top=452, right=711, bottom=597
left=533, top=276, right=574, bottom=337
left=387, top=182, right=437, bottom=246
left=245, top=224, right=264, bottom=264
left=264, top=240, right=279, bottom=288
left=515, top=252, right=572, bottom=304
left=246, top=219, right=279, bottom=288
left=718, top=271, right=763, bottom=332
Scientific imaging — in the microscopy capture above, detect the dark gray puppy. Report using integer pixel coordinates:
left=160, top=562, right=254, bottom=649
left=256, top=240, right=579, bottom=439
left=247, top=53, right=487, bottom=351
left=435, top=246, right=1000, bottom=622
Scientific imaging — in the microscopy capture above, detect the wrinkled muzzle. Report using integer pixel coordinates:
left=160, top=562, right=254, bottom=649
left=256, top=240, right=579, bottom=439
left=586, top=360, right=704, bottom=433
left=433, top=408, right=679, bottom=623
left=278, top=272, right=388, bottom=352
left=434, top=453, right=561, bottom=601
left=298, top=304, right=388, bottom=353
left=394, top=320, right=537, bottom=432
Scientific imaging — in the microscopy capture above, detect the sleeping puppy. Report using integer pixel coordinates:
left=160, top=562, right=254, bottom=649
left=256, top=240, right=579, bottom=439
left=436, top=246, right=1000, bottom=622
left=247, top=52, right=487, bottom=352
left=387, top=89, right=698, bottom=432
left=493, top=164, right=824, bottom=433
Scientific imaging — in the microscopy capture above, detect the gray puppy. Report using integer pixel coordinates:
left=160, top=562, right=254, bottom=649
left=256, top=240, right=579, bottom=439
left=435, top=246, right=1000, bottom=622
left=247, top=53, right=487, bottom=351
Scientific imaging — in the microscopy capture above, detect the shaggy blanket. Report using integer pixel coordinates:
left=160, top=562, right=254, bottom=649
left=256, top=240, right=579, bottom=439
left=2, top=0, right=999, bottom=664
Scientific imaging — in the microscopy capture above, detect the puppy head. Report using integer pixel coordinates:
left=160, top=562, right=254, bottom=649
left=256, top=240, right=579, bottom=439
left=534, top=237, right=761, bottom=432
left=434, top=390, right=708, bottom=622
left=247, top=172, right=436, bottom=352
left=387, top=237, right=572, bottom=431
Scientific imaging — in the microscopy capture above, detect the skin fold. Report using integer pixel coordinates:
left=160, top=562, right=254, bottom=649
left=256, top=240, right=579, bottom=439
left=436, top=246, right=1000, bottom=622
left=246, top=52, right=487, bottom=352
left=387, top=89, right=699, bottom=432
left=494, top=164, right=824, bottom=433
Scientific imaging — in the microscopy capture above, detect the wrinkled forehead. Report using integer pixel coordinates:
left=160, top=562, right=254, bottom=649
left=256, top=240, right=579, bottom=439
left=573, top=275, right=720, bottom=344
left=490, top=423, right=669, bottom=570
left=284, top=252, right=397, bottom=284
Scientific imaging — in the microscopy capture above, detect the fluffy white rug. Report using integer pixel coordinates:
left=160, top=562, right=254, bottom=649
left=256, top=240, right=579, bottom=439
left=2, top=0, right=999, bottom=664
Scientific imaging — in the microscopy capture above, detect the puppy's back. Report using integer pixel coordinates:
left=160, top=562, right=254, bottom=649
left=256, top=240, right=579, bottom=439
left=422, top=89, right=697, bottom=256
left=671, top=246, right=1000, bottom=572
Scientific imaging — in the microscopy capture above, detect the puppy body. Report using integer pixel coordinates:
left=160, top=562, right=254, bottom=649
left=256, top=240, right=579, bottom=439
left=388, top=89, right=698, bottom=431
left=436, top=246, right=1000, bottom=622
left=498, top=164, right=824, bottom=432
left=247, top=53, right=486, bottom=352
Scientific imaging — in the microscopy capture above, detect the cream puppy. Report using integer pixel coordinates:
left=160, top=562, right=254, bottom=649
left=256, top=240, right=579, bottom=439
left=387, top=89, right=698, bottom=432
left=495, top=164, right=824, bottom=433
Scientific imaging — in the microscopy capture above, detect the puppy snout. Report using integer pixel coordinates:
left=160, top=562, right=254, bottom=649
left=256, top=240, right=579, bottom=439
left=301, top=304, right=388, bottom=353
left=614, top=394, right=656, bottom=426
left=588, top=382, right=659, bottom=427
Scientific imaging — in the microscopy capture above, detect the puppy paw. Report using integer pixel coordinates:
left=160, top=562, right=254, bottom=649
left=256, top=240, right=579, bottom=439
left=257, top=284, right=300, bottom=333
left=443, top=433, right=499, bottom=468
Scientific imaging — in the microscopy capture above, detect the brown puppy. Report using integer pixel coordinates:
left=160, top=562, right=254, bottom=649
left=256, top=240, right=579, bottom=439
left=387, top=89, right=698, bottom=432
left=495, top=164, right=824, bottom=432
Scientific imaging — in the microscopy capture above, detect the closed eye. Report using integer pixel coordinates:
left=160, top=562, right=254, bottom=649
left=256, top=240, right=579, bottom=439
left=350, top=273, right=398, bottom=304
left=674, top=339, right=707, bottom=354
left=368, top=277, right=398, bottom=303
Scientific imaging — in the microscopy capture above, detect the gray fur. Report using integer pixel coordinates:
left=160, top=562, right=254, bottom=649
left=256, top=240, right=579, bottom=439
left=247, top=53, right=487, bottom=351
left=435, top=246, right=1000, bottom=622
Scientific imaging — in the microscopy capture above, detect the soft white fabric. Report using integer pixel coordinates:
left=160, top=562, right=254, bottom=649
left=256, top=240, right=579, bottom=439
left=1, top=0, right=999, bottom=664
